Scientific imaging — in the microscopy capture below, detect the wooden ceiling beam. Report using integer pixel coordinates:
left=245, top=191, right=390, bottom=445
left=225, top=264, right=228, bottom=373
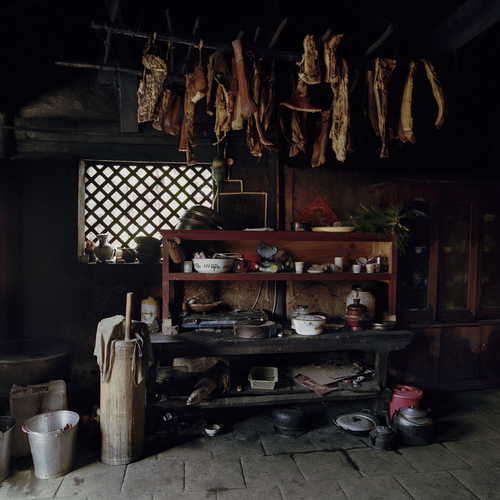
left=431, top=0, right=500, bottom=59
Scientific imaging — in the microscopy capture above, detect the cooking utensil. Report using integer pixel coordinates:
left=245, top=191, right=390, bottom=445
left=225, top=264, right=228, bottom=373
left=333, top=409, right=379, bottom=435
left=369, top=425, right=398, bottom=451
left=390, top=406, right=434, bottom=446
left=294, top=314, right=326, bottom=335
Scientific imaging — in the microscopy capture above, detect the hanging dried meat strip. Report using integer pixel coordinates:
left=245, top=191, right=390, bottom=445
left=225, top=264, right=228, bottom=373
left=374, top=58, right=397, bottom=158
left=400, top=60, right=417, bottom=143
left=324, top=34, right=343, bottom=86
left=178, top=73, right=197, bottom=166
left=137, top=52, right=168, bottom=124
left=330, top=58, right=352, bottom=162
left=298, top=34, right=321, bottom=85
left=421, top=59, right=447, bottom=130
left=311, top=109, right=332, bottom=167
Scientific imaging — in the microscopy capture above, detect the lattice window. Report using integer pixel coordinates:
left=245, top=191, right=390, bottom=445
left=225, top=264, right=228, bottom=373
left=84, top=161, right=213, bottom=248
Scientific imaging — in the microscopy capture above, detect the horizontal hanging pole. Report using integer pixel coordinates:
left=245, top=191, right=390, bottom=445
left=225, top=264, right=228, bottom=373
left=91, top=21, right=301, bottom=62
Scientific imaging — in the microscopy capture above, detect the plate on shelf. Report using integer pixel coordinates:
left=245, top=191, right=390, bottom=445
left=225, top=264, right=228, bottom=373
left=307, top=269, right=326, bottom=274
left=311, top=227, right=356, bottom=233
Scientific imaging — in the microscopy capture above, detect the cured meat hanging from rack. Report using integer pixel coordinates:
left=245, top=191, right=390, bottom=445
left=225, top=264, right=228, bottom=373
left=421, top=59, right=447, bottom=130
left=179, top=72, right=197, bottom=166
left=323, top=34, right=343, bottom=86
left=231, top=38, right=258, bottom=119
left=366, top=70, right=380, bottom=137
left=192, top=60, right=209, bottom=103
left=298, top=34, right=321, bottom=85
left=289, top=110, right=308, bottom=157
left=373, top=58, right=397, bottom=158
left=209, top=51, right=233, bottom=144
left=400, top=60, right=417, bottom=144
left=152, top=88, right=171, bottom=131
left=230, top=54, right=245, bottom=131
left=137, top=45, right=168, bottom=123
left=162, top=90, right=182, bottom=136
left=260, top=60, right=279, bottom=151
left=329, top=58, right=352, bottom=162
left=311, top=109, right=332, bottom=167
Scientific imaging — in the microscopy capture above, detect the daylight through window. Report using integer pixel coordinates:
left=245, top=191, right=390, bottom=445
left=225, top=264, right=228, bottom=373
left=84, top=161, right=213, bottom=248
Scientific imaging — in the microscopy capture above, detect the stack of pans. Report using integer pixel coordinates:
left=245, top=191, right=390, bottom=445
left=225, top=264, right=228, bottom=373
left=175, top=205, right=223, bottom=230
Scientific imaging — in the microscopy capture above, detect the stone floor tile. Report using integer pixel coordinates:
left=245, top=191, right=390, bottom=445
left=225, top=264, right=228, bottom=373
left=156, top=436, right=213, bottom=461
left=338, top=475, right=414, bottom=500
left=121, top=455, right=184, bottom=496
left=217, top=486, right=284, bottom=500
left=154, top=491, right=216, bottom=500
left=211, top=429, right=265, bottom=459
left=55, top=461, right=127, bottom=498
left=231, top=408, right=275, bottom=433
left=88, top=495, right=153, bottom=500
left=443, top=440, right=500, bottom=468
left=346, top=447, right=417, bottom=477
left=397, top=442, right=469, bottom=472
left=184, top=458, right=245, bottom=492
left=489, top=437, right=500, bottom=449
left=258, top=430, right=317, bottom=455
left=395, top=470, right=478, bottom=499
left=241, top=455, right=305, bottom=489
left=445, top=414, right=500, bottom=440
left=280, top=481, right=349, bottom=500
left=0, top=469, right=63, bottom=499
left=450, top=466, right=500, bottom=500
left=307, top=423, right=367, bottom=451
left=293, top=451, right=360, bottom=482
left=469, top=409, right=500, bottom=432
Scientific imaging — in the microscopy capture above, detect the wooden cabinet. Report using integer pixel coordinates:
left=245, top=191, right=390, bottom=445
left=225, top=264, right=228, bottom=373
left=153, top=229, right=413, bottom=415
left=378, top=180, right=500, bottom=389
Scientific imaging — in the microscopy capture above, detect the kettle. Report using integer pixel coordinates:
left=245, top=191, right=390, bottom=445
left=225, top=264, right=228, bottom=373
left=390, top=406, right=434, bottom=446
left=369, top=425, right=398, bottom=451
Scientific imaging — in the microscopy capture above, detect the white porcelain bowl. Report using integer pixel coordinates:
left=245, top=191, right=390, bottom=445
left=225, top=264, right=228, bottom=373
left=193, top=258, right=233, bottom=274
left=294, top=314, right=326, bottom=335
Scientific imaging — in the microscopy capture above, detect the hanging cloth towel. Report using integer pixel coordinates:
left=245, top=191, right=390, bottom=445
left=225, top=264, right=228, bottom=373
left=94, top=314, right=154, bottom=385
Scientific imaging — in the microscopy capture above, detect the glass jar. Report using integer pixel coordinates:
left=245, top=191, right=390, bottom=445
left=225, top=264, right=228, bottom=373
left=291, top=305, right=309, bottom=330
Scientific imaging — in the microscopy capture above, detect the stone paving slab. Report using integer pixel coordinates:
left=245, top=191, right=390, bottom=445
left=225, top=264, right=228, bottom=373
left=337, top=475, right=414, bottom=499
left=210, top=429, right=265, bottom=459
left=469, top=409, right=500, bottom=431
left=395, top=470, right=479, bottom=499
left=0, top=469, right=63, bottom=499
left=346, top=447, right=418, bottom=477
left=307, top=424, right=367, bottom=451
left=217, top=485, right=284, bottom=500
left=241, top=455, right=305, bottom=489
left=293, top=451, right=360, bottom=482
left=157, top=436, right=213, bottom=461
left=154, top=491, right=216, bottom=500
left=88, top=495, right=154, bottom=500
left=121, top=455, right=184, bottom=496
left=280, top=481, right=349, bottom=500
left=443, top=440, right=500, bottom=468
left=397, top=442, right=470, bottom=472
left=450, top=466, right=500, bottom=500
left=259, top=430, right=317, bottom=455
left=55, top=461, right=126, bottom=498
left=445, top=414, right=500, bottom=440
left=184, top=457, right=245, bottom=492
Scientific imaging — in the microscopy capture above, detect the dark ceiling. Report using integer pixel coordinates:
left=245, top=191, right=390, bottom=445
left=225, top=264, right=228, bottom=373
left=1, top=0, right=491, bottom=115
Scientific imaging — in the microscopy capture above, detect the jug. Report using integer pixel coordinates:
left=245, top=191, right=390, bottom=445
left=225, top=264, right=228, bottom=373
left=390, top=406, right=434, bottom=446
left=369, top=425, right=398, bottom=451
left=95, top=234, right=115, bottom=261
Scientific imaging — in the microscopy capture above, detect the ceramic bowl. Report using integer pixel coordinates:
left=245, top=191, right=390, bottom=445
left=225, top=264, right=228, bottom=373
left=193, top=258, right=233, bottom=274
left=294, top=314, right=326, bottom=335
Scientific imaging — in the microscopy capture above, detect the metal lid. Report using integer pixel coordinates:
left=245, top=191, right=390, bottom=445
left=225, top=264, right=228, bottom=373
left=351, top=285, right=372, bottom=292
left=391, top=385, right=423, bottom=398
left=334, top=412, right=379, bottom=432
left=398, top=406, right=431, bottom=424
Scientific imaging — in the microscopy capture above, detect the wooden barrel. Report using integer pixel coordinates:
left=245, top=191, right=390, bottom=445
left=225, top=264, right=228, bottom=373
left=100, top=340, right=145, bottom=465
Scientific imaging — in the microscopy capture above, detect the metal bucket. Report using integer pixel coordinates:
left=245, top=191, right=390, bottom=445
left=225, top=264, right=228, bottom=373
left=0, top=417, right=16, bottom=481
left=22, top=410, right=79, bottom=479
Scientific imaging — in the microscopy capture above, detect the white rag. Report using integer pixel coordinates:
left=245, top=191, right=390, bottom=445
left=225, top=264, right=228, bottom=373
left=94, top=315, right=154, bottom=385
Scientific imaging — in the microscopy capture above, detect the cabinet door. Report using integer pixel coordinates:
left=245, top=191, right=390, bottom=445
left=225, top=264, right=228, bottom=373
left=388, top=327, right=440, bottom=384
left=477, top=189, right=500, bottom=319
left=480, top=324, right=500, bottom=378
left=437, top=186, right=480, bottom=322
left=439, top=326, right=481, bottom=381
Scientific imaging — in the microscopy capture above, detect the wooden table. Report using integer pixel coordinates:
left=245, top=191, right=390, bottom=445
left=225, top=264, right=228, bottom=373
left=150, top=328, right=414, bottom=417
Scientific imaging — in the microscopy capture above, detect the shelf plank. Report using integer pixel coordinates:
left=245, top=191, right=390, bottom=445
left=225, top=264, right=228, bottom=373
left=170, top=272, right=392, bottom=281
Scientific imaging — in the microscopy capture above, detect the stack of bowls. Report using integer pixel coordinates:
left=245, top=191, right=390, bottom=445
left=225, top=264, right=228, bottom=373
left=134, top=236, right=161, bottom=263
left=175, top=205, right=223, bottom=230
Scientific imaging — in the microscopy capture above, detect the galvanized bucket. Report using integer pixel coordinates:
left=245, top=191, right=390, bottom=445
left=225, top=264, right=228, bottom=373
left=0, top=416, right=16, bottom=481
left=22, top=410, right=79, bottom=479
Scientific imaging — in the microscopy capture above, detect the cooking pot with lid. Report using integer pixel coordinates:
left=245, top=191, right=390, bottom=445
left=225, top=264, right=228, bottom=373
left=333, top=409, right=379, bottom=435
left=368, top=425, right=398, bottom=451
left=390, top=406, right=434, bottom=446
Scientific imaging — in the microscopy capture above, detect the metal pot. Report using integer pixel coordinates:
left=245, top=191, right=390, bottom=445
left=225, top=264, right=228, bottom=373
left=391, top=406, right=434, bottom=446
left=369, top=425, right=398, bottom=451
left=333, top=410, right=379, bottom=435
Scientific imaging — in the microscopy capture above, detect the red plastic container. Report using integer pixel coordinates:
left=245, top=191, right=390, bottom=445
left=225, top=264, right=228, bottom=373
left=389, top=385, right=423, bottom=417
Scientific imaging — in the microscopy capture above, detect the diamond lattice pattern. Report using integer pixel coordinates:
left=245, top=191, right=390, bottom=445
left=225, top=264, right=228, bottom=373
left=85, top=162, right=213, bottom=247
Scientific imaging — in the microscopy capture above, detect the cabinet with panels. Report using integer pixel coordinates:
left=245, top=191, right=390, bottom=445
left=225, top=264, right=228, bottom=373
left=377, top=180, right=500, bottom=389
left=152, top=229, right=413, bottom=415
